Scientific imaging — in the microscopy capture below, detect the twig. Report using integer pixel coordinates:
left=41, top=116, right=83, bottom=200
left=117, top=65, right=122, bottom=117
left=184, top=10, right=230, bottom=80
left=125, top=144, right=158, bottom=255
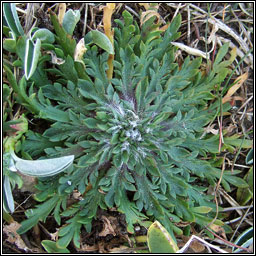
left=204, top=226, right=251, bottom=253
left=230, top=7, right=253, bottom=48
left=82, top=3, right=88, bottom=37
left=187, top=4, right=191, bottom=45
left=221, top=205, right=253, bottom=212
left=200, top=156, right=226, bottom=235
left=230, top=201, right=253, bottom=242
left=239, top=3, right=253, bottom=18
left=170, top=3, right=186, bottom=22
left=225, top=211, right=253, bottom=225
left=14, top=194, right=33, bottom=212
left=236, top=95, right=253, bottom=113
left=231, top=135, right=245, bottom=172
left=229, top=163, right=251, bottom=168
left=125, top=5, right=140, bottom=19
left=218, top=188, right=253, bottom=226
left=3, top=241, right=22, bottom=253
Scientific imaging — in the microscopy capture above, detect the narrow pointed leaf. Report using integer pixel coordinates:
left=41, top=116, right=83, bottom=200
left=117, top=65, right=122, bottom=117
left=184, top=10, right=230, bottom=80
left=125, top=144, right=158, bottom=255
left=3, top=176, right=15, bottom=213
left=3, top=3, right=24, bottom=36
left=24, top=38, right=41, bottom=80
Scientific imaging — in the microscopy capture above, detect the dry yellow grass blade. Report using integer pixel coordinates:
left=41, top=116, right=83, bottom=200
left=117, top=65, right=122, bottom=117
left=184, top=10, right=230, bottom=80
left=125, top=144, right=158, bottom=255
left=222, top=72, right=248, bottom=104
left=139, top=3, right=150, bottom=10
left=103, top=3, right=115, bottom=80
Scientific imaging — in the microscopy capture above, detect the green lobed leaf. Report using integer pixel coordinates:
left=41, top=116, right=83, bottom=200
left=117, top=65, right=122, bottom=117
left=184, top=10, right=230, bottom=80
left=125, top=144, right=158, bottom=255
left=42, top=240, right=70, bottom=253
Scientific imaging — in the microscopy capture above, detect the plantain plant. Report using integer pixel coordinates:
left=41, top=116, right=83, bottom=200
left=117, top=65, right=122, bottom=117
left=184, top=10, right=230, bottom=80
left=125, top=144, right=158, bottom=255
left=3, top=4, right=251, bottom=250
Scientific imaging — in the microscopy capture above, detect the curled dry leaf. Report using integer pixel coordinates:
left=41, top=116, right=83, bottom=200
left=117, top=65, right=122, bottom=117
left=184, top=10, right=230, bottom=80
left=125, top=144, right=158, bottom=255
left=50, top=230, right=59, bottom=241
left=74, top=38, right=87, bottom=65
left=141, top=10, right=161, bottom=25
left=99, top=215, right=117, bottom=237
left=72, top=190, right=83, bottom=200
left=204, top=124, right=219, bottom=135
left=46, top=51, right=65, bottom=65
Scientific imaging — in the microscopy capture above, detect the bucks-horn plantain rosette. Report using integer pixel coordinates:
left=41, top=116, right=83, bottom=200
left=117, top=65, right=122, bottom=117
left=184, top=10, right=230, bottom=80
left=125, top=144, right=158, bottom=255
left=4, top=5, right=250, bottom=249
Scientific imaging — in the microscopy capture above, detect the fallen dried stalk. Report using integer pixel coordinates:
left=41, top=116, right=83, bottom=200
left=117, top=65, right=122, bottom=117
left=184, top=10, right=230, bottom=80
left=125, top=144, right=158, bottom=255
left=218, top=188, right=253, bottom=226
left=204, top=226, right=251, bottom=253
left=230, top=8, right=253, bottom=48
left=169, top=3, right=253, bottom=67
left=177, top=235, right=228, bottom=253
left=221, top=205, right=253, bottom=212
left=82, top=3, right=88, bottom=36
left=236, top=95, right=253, bottom=112
left=239, top=3, right=253, bottom=18
left=171, top=42, right=208, bottom=58
left=230, top=201, right=253, bottom=242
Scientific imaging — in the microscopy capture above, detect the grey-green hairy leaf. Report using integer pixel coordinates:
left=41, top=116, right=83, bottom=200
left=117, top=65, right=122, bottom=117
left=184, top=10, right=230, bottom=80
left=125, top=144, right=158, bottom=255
left=31, top=28, right=55, bottom=44
left=3, top=3, right=24, bottom=37
left=24, top=38, right=41, bottom=80
left=13, top=154, right=74, bottom=177
left=3, top=176, right=15, bottom=213
left=85, top=30, right=114, bottom=54
left=62, top=9, right=80, bottom=35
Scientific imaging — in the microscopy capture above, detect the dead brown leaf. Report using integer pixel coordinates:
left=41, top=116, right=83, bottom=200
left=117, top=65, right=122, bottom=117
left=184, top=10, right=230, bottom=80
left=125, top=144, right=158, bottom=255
left=178, top=235, right=205, bottom=253
left=222, top=72, right=248, bottom=104
left=78, top=243, right=99, bottom=252
left=209, top=224, right=227, bottom=239
left=18, top=172, right=37, bottom=193
left=99, top=215, right=117, bottom=237
left=3, top=222, right=29, bottom=252
left=72, top=190, right=83, bottom=200
left=190, top=239, right=205, bottom=253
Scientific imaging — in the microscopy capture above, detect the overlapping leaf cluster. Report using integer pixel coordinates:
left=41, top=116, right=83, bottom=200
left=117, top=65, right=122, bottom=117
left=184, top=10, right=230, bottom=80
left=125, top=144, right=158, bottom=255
left=4, top=7, right=249, bottom=249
